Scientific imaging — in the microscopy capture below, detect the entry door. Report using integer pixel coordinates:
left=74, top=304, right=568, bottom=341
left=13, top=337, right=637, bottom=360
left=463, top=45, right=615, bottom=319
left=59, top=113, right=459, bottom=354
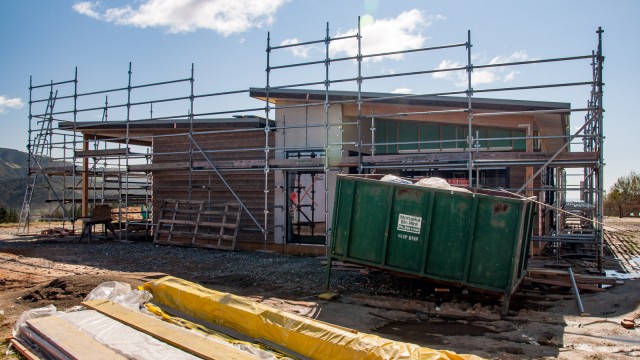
left=287, top=172, right=326, bottom=244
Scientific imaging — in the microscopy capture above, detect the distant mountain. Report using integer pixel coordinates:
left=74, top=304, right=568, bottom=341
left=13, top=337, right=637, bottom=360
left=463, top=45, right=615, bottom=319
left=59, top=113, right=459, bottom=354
left=0, top=147, right=66, bottom=211
left=0, top=148, right=28, bottom=210
left=0, top=147, right=28, bottom=181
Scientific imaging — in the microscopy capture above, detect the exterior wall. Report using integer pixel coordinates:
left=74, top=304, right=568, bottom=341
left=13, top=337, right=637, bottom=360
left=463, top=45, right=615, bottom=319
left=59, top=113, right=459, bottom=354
left=341, top=116, right=373, bottom=155
left=151, top=123, right=274, bottom=245
left=272, top=101, right=341, bottom=245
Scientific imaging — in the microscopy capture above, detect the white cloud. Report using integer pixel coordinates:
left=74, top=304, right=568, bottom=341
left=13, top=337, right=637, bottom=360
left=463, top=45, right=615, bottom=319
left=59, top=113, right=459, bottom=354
left=472, top=70, right=498, bottom=85
left=280, top=38, right=314, bottom=59
left=330, top=9, right=428, bottom=62
left=503, top=70, right=519, bottom=82
left=433, top=59, right=462, bottom=79
left=0, top=96, right=24, bottom=114
left=73, top=1, right=101, bottom=19
left=433, top=51, right=531, bottom=87
left=489, top=51, right=530, bottom=65
left=72, top=0, right=287, bottom=36
left=392, top=88, right=412, bottom=94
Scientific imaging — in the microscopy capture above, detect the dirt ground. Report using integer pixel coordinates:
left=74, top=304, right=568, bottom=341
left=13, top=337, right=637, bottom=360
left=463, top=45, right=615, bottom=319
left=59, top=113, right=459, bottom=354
left=1, top=218, right=640, bottom=359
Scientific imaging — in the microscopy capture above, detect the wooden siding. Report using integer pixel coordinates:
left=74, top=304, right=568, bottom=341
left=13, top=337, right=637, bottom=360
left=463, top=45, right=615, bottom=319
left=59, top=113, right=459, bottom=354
left=151, top=124, right=274, bottom=245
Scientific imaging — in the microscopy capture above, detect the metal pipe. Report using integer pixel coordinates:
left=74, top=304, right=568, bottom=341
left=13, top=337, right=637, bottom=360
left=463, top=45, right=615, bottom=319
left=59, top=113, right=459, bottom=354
left=357, top=17, right=363, bottom=174
left=30, top=79, right=76, bottom=89
left=567, top=267, right=588, bottom=316
left=594, top=27, right=605, bottom=272
left=324, top=21, right=331, bottom=254
left=188, top=63, right=195, bottom=208
left=466, top=29, right=474, bottom=186
left=473, top=54, right=594, bottom=70
left=474, top=81, right=594, bottom=94
left=473, top=107, right=596, bottom=117
left=269, top=33, right=358, bottom=51
left=264, top=31, right=272, bottom=246
left=362, top=42, right=467, bottom=59
left=360, top=66, right=468, bottom=82
left=365, top=108, right=469, bottom=118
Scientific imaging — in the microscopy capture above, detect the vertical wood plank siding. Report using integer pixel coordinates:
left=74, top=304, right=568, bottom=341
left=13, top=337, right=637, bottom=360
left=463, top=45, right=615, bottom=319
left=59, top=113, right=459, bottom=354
left=151, top=122, right=274, bottom=245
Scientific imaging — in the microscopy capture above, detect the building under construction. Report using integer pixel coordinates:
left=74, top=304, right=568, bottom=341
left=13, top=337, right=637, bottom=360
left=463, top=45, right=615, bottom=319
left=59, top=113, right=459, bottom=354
left=18, top=24, right=605, bottom=268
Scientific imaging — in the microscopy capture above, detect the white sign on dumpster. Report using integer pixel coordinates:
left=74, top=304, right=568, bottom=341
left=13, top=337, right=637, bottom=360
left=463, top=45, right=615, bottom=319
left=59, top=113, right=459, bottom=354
left=397, top=213, right=422, bottom=235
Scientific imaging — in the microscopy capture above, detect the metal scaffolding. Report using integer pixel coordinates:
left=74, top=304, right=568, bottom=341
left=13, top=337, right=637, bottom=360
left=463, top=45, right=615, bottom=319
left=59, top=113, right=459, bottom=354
left=18, top=21, right=604, bottom=268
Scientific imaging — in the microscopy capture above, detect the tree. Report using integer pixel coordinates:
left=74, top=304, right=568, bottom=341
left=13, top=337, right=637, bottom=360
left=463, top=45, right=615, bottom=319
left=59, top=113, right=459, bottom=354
left=604, top=171, right=640, bottom=216
left=0, top=208, right=18, bottom=223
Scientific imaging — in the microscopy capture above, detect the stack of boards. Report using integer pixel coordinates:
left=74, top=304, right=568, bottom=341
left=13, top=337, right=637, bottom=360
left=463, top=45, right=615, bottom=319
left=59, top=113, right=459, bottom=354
left=10, top=300, right=262, bottom=360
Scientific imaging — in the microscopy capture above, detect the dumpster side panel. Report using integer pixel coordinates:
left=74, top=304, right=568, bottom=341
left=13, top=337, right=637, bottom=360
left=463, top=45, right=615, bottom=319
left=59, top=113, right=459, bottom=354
left=331, top=179, right=355, bottom=257
left=386, top=187, right=431, bottom=272
left=423, top=192, right=474, bottom=280
left=346, top=181, right=391, bottom=263
left=466, top=198, right=521, bottom=289
left=517, top=201, right=535, bottom=278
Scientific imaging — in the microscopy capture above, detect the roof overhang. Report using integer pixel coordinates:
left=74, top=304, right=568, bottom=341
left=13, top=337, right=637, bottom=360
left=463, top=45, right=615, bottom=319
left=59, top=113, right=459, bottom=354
left=58, top=116, right=274, bottom=146
left=249, top=88, right=571, bottom=112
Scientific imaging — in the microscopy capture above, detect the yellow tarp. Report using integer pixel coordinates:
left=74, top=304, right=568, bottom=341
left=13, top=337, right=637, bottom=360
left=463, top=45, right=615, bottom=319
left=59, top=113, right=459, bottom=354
left=144, top=276, right=482, bottom=360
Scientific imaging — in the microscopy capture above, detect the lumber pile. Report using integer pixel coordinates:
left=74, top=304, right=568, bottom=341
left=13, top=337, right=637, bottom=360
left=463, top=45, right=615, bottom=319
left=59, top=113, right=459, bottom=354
left=525, top=268, right=623, bottom=292
left=10, top=302, right=259, bottom=360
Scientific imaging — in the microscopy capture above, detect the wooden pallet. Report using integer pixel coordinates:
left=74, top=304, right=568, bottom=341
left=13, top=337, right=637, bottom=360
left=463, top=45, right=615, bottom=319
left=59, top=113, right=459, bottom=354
left=153, top=199, right=242, bottom=250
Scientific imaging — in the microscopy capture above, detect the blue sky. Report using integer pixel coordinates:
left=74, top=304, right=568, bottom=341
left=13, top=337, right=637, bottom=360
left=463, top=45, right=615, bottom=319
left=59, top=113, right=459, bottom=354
left=0, top=0, right=638, bottom=191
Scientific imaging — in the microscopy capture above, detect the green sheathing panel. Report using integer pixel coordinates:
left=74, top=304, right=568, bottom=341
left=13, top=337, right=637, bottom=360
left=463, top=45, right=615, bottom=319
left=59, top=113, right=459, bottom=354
left=458, top=126, right=468, bottom=149
left=331, top=179, right=355, bottom=257
left=488, top=128, right=511, bottom=148
left=386, top=121, right=398, bottom=154
left=420, top=124, right=440, bottom=150
left=346, top=181, right=391, bottom=263
left=423, top=192, right=473, bottom=280
left=466, top=197, right=521, bottom=290
left=475, top=128, right=488, bottom=148
left=398, top=122, right=419, bottom=151
left=386, top=187, right=431, bottom=272
left=441, top=125, right=457, bottom=149
left=512, top=130, right=526, bottom=150
left=375, top=120, right=387, bottom=154
left=376, top=121, right=528, bottom=153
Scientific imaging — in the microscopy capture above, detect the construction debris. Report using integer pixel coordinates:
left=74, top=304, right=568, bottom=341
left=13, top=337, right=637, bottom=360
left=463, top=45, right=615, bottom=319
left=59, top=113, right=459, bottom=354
left=144, top=276, right=481, bottom=360
left=10, top=278, right=481, bottom=360
left=318, top=292, right=339, bottom=301
left=39, top=228, right=74, bottom=237
left=621, top=318, right=636, bottom=329
left=525, top=268, right=623, bottom=291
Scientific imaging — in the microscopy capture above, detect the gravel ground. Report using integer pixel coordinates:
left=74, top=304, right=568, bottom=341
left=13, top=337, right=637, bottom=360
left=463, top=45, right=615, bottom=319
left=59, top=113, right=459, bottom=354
left=0, top=237, right=484, bottom=303
left=2, top=221, right=640, bottom=359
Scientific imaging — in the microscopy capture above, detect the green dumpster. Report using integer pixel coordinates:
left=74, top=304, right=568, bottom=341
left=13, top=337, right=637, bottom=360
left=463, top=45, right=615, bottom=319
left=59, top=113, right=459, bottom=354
left=327, top=174, right=535, bottom=315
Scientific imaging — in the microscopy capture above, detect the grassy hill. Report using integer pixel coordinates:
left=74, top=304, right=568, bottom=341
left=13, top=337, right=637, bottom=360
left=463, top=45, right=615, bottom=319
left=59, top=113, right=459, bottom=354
left=0, top=147, right=67, bottom=212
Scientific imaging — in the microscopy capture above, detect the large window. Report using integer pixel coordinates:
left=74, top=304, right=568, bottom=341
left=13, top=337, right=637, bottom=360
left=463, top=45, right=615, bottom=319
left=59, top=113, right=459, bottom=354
left=374, top=119, right=526, bottom=154
left=400, top=168, right=509, bottom=189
